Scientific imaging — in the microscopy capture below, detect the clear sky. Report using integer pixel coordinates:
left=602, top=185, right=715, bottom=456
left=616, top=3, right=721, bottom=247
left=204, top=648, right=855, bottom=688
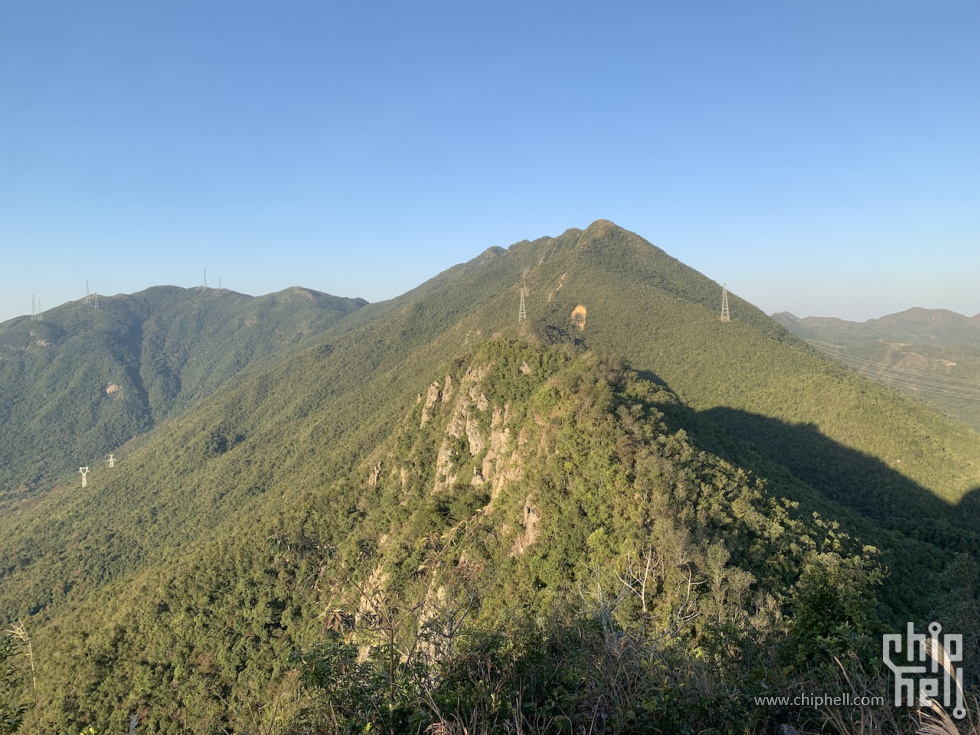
left=1, top=1, right=977, bottom=324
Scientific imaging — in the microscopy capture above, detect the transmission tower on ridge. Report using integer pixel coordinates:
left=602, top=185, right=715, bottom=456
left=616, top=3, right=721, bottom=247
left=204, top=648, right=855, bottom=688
left=518, top=270, right=528, bottom=323
left=84, top=279, right=90, bottom=306
left=720, top=284, right=731, bottom=323
left=79, top=466, right=89, bottom=488
left=203, top=268, right=208, bottom=289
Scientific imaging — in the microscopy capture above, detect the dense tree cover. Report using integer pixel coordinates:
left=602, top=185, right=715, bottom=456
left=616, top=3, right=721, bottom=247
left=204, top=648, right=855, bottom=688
left=0, top=339, right=974, bottom=733
left=1, top=221, right=978, bottom=732
left=0, top=633, right=28, bottom=734
left=0, top=286, right=365, bottom=493
left=827, top=341, right=980, bottom=434
left=0, top=342, right=874, bottom=730
left=773, top=309, right=980, bottom=432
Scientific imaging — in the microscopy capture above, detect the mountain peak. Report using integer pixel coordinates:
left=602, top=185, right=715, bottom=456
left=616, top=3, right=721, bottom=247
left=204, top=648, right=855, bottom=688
left=479, top=245, right=507, bottom=263
left=584, top=218, right=620, bottom=233
left=281, top=286, right=319, bottom=299
left=772, top=311, right=801, bottom=324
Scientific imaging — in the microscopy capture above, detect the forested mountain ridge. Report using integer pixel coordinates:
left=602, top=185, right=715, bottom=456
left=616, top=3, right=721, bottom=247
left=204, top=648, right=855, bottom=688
left=2, top=221, right=979, bottom=733
left=10, top=336, right=979, bottom=733
left=500, top=223, right=980, bottom=509
left=0, top=285, right=366, bottom=493
left=16, top=339, right=895, bottom=732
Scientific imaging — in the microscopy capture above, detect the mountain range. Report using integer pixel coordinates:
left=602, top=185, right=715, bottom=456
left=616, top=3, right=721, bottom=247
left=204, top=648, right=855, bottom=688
left=774, top=308, right=980, bottom=434
left=1, top=221, right=977, bottom=734
left=0, top=286, right=366, bottom=493
left=772, top=308, right=980, bottom=348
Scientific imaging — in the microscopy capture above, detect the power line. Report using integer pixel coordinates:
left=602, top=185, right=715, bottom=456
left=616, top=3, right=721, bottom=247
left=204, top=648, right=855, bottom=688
left=817, top=352, right=980, bottom=398
left=810, top=342, right=980, bottom=387
left=809, top=342, right=980, bottom=402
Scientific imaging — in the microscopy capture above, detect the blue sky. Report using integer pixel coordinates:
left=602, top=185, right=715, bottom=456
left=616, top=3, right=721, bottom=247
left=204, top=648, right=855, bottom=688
left=1, top=1, right=977, bottom=324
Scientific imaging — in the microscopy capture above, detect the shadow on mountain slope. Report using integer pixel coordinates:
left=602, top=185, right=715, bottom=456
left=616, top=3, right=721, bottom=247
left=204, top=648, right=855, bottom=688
left=639, top=394, right=980, bottom=621
left=633, top=368, right=671, bottom=390
left=958, top=484, right=980, bottom=519
left=696, top=406, right=979, bottom=550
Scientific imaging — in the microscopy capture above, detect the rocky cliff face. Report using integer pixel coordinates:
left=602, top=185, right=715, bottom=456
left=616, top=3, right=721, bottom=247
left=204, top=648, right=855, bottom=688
left=370, top=347, right=540, bottom=560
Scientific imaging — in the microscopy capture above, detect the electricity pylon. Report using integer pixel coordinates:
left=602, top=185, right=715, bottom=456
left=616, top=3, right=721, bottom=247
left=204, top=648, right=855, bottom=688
left=518, top=270, right=528, bottom=323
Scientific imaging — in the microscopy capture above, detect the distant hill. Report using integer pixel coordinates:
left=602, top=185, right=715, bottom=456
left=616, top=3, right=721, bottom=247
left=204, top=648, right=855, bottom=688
left=2, top=222, right=979, bottom=733
left=0, top=285, right=366, bottom=492
left=773, top=307, right=980, bottom=347
left=773, top=308, right=980, bottom=431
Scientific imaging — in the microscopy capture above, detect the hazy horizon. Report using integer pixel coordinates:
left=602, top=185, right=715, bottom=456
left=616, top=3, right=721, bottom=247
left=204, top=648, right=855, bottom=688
left=3, top=247, right=978, bottom=328
left=2, top=2, right=977, bottom=325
